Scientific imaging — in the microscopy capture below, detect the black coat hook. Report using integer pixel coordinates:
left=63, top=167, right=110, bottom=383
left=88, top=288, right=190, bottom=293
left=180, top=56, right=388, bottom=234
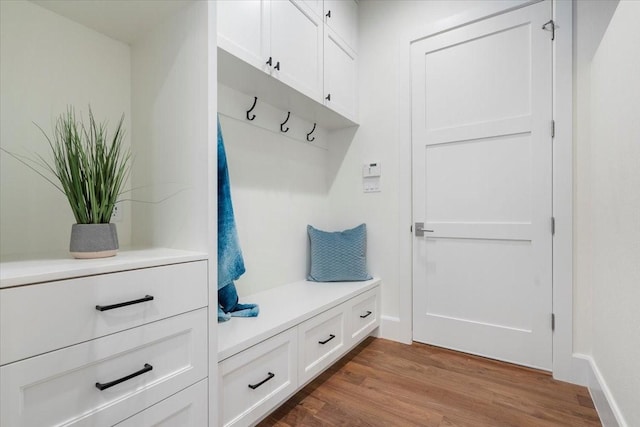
left=246, top=96, right=258, bottom=121
left=306, top=123, right=317, bottom=142
left=280, top=111, right=291, bottom=133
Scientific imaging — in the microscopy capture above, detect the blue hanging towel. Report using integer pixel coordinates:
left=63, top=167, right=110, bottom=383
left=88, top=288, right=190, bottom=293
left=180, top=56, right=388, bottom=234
left=217, top=117, right=259, bottom=322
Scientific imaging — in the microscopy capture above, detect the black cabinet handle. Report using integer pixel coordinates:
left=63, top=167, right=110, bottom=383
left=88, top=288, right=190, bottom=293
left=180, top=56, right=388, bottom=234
left=274, top=61, right=280, bottom=71
left=360, top=311, right=372, bottom=319
left=266, top=56, right=273, bottom=66
left=248, top=372, right=275, bottom=390
left=95, top=295, right=154, bottom=312
left=325, top=93, right=331, bottom=101
left=95, top=363, right=153, bottom=391
left=318, top=334, right=336, bottom=345
left=326, top=10, right=331, bottom=18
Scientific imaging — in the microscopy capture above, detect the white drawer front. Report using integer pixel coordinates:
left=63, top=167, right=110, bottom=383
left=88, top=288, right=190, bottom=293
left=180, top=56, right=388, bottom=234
left=349, top=288, right=380, bottom=344
left=116, top=379, right=208, bottom=427
left=1, top=260, right=207, bottom=365
left=220, top=328, right=297, bottom=427
left=298, top=304, right=346, bottom=384
left=1, top=308, right=207, bottom=427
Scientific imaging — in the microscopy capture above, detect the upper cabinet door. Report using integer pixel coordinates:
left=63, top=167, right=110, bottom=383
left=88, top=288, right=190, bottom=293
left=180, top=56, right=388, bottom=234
left=217, top=0, right=271, bottom=73
left=324, top=0, right=358, bottom=51
left=270, top=0, right=323, bottom=101
left=301, top=0, right=323, bottom=17
left=324, top=28, right=357, bottom=121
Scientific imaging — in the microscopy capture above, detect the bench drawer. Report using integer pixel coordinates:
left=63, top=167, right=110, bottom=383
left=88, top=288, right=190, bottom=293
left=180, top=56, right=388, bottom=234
left=1, top=260, right=207, bottom=365
left=298, top=304, right=346, bottom=384
left=0, top=308, right=207, bottom=427
left=116, top=379, right=208, bottom=427
left=220, top=328, right=297, bottom=427
left=349, top=288, right=380, bottom=343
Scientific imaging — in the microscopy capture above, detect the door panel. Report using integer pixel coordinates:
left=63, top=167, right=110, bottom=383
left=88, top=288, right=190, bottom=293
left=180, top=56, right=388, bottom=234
left=270, top=0, right=323, bottom=101
left=412, top=1, right=552, bottom=370
left=324, top=28, right=357, bottom=120
left=425, top=134, right=532, bottom=223
left=423, top=23, right=532, bottom=130
left=217, top=0, right=270, bottom=72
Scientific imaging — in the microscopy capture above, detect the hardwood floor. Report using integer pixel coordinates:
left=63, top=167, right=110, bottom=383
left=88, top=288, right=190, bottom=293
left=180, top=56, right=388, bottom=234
left=259, top=338, right=600, bottom=427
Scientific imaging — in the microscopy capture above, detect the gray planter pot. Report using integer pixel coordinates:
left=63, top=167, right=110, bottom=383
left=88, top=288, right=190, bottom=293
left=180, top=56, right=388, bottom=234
left=69, top=223, right=119, bottom=259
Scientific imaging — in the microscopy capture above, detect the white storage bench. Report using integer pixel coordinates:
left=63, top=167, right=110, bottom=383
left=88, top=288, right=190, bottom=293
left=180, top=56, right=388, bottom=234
left=217, top=278, right=381, bottom=427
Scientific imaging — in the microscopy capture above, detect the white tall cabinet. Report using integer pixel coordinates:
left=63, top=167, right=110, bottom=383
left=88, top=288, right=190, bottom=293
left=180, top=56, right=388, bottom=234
left=0, top=1, right=218, bottom=426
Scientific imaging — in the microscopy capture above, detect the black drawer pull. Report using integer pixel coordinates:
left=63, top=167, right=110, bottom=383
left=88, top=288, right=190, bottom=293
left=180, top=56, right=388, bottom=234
left=95, top=363, right=153, bottom=391
left=360, top=311, right=372, bottom=319
left=96, top=295, right=154, bottom=311
left=318, top=334, right=336, bottom=345
left=248, top=372, right=275, bottom=390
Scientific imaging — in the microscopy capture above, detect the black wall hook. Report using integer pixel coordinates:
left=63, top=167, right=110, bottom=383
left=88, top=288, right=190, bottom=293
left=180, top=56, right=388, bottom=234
left=246, top=96, right=258, bottom=121
left=306, top=123, right=317, bottom=142
left=280, top=112, right=291, bottom=133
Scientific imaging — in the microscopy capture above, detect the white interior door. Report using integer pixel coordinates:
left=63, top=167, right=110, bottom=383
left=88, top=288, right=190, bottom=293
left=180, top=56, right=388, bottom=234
left=411, top=1, right=553, bottom=370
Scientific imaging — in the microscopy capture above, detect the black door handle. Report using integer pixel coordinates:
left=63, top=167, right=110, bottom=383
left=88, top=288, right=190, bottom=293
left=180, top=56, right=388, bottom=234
left=318, top=334, right=336, bottom=345
left=248, top=372, right=275, bottom=389
left=95, top=295, right=154, bottom=311
left=96, top=363, right=153, bottom=391
left=360, top=311, right=372, bottom=319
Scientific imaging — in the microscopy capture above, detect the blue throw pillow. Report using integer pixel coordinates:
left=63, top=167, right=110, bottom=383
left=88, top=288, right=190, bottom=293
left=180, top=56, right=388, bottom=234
left=307, top=224, right=372, bottom=282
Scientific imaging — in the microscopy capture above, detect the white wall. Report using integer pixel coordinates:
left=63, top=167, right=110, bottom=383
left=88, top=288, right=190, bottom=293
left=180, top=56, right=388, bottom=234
left=573, top=0, right=620, bottom=357
left=0, top=0, right=131, bottom=258
left=131, top=0, right=211, bottom=253
left=586, top=2, right=640, bottom=425
left=218, top=95, right=331, bottom=297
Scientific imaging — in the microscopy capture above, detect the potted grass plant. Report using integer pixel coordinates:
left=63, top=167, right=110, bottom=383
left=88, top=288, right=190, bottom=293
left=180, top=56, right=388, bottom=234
left=3, top=107, right=131, bottom=258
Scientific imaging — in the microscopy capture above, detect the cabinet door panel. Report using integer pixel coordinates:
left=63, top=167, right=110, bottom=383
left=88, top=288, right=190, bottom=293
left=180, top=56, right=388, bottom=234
left=220, top=328, right=297, bottom=427
left=298, top=303, right=346, bottom=385
left=324, top=29, right=357, bottom=121
left=1, top=309, right=207, bottom=427
left=116, top=380, right=208, bottom=427
left=324, top=0, right=358, bottom=51
left=301, top=0, right=323, bottom=17
left=270, top=0, right=323, bottom=101
left=349, top=288, right=380, bottom=344
left=1, top=260, right=207, bottom=365
left=217, top=0, right=270, bottom=72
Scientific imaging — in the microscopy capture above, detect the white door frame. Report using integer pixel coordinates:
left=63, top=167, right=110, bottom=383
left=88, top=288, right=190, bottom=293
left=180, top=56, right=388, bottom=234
left=395, top=0, right=585, bottom=384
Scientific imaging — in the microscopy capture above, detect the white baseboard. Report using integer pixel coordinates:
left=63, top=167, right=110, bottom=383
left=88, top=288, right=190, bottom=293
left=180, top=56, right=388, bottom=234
left=378, top=315, right=412, bottom=344
left=574, top=353, right=628, bottom=427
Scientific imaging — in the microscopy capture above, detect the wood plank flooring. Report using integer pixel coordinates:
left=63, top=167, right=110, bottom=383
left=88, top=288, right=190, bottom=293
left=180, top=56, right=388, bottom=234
left=259, top=338, right=600, bottom=427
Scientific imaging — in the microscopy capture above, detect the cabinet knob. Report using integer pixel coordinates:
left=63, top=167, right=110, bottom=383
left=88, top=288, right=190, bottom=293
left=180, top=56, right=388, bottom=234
left=274, top=61, right=280, bottom=71
left=326, top=10, right=331, bottom=18
left=325, top=93, right=331, bottom=101
left=266, top=56, right=273, bottom=66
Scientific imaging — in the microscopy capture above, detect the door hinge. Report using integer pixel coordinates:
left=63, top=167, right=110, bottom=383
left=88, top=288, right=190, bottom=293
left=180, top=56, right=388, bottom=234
left=551, top=120, right=555, bottom=138
left=551, top=216, right=556, bottom=235
left=542, top=19, right=555, bottom=41
left=410, top=224, right=413, bottom=233
left=551, top=313, right=555, bottom=331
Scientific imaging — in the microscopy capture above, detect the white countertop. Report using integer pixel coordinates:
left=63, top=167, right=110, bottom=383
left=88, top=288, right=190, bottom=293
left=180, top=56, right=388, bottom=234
left=218, top=278, right=381, bottom=361
left=0, top=248, right=208, bottom=288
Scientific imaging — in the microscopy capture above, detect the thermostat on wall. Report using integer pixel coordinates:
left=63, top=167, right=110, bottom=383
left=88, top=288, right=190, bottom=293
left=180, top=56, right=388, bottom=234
left=362, top=162, right=381, bottom=178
